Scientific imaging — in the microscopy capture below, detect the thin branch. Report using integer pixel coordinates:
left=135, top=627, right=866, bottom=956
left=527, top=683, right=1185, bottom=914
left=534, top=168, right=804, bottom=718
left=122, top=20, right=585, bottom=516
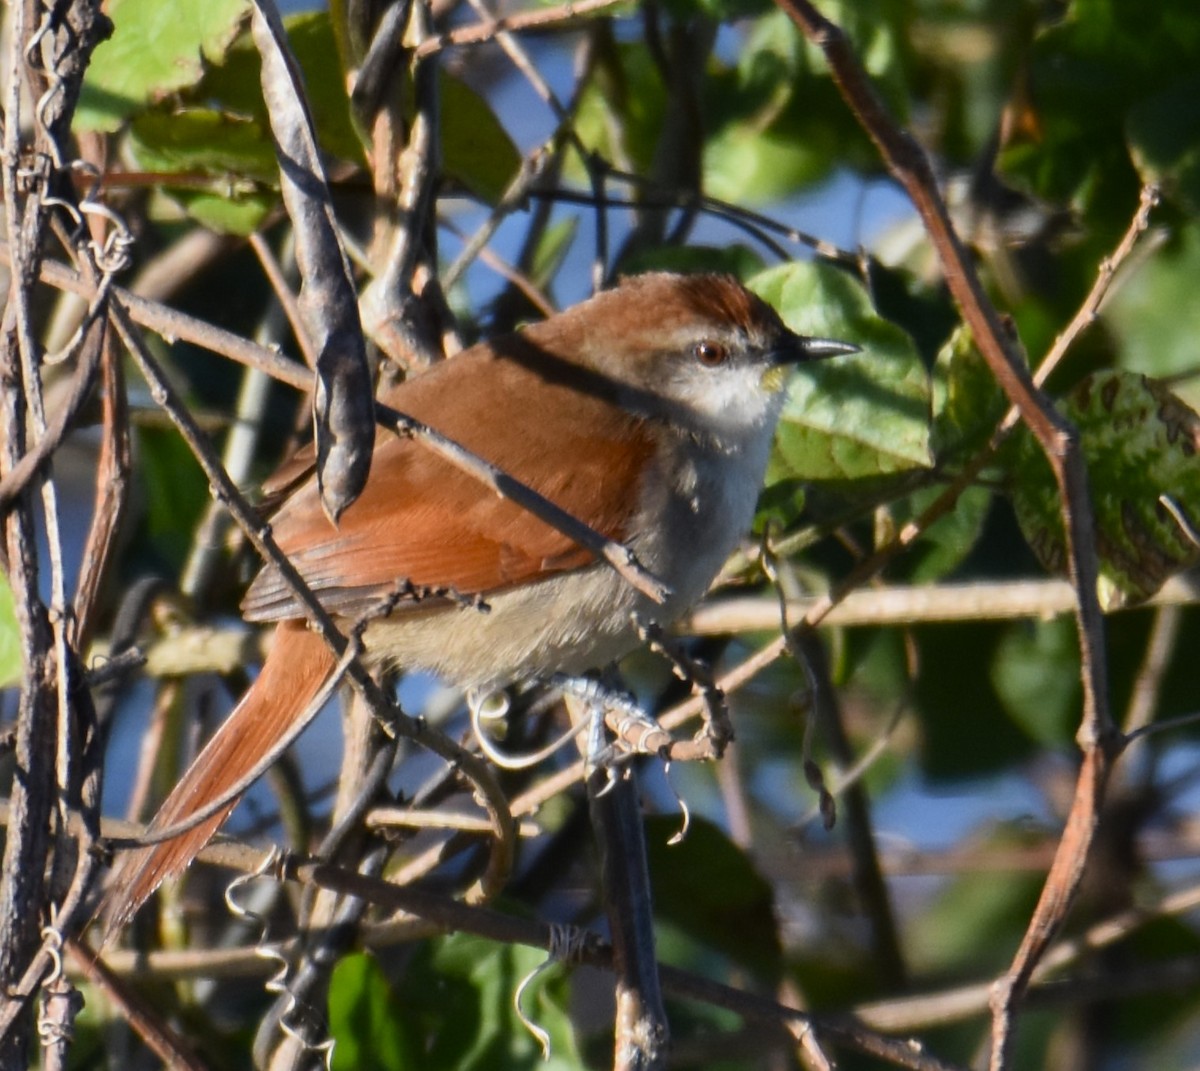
left=683, top=574, right=1200, bottom=633
left=414, top=0, right=632, bottom=56
left=1028, top=184, right=1160, bottom=396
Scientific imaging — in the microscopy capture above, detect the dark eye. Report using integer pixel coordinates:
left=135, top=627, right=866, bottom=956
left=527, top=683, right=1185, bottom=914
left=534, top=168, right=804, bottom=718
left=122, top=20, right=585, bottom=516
left=693, top=339, right=728, bottom=366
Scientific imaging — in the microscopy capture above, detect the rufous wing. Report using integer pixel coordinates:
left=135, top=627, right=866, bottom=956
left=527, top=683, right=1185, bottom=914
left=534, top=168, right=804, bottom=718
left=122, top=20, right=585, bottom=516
left=243, top=342, right=656, bottom=623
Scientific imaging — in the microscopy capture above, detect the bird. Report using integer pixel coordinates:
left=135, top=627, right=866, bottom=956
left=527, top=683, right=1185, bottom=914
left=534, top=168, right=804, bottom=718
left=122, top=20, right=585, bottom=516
left=100, top=271, right=856, bottom=934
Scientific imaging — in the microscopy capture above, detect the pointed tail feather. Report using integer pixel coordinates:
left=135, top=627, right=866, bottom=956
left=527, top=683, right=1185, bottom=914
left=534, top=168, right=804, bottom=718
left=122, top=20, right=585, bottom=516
left=100, top=621, right=336, bottom=939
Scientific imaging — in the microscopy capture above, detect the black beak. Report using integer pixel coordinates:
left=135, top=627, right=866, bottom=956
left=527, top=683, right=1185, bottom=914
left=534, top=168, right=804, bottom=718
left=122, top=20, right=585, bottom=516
left=774, top=331, right=860, bottom=364
left=796, top=335, right=860, bottom=360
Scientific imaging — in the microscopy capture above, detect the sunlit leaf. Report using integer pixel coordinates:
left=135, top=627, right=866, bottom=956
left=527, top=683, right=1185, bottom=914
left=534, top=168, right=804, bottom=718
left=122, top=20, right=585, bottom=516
left=76, top=0, right=249, bottom=132
left=751, top=260, right=933, bottom=483
left=128, top=108, right=277, bottom=233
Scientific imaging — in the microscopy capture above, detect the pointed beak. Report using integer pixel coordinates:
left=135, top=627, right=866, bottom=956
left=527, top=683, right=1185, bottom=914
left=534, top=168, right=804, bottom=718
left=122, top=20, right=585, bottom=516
left=796, top=336, right=860, bottom=360
left=769, top=329, right=860, bottom=367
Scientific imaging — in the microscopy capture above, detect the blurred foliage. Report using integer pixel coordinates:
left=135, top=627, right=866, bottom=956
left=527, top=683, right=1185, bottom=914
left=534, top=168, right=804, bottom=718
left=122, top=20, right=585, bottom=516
left=8, top=0, right=1194, bottom=1066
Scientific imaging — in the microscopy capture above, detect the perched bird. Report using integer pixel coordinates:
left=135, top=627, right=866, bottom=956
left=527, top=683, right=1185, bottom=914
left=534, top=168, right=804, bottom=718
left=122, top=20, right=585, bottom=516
left=101, top=271, right=855, bottom=933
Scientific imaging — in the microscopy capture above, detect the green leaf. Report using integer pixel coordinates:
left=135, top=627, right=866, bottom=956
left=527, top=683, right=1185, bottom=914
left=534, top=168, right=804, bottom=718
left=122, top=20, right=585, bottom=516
left=158, top=189, right=276, bottom=235
left=424, top=934, right=581, bottom=1070
left=572, top=41, right=666, bottom=180
left=129, top=109, right=276, bottom=234
left=895, top=483, right=993, bottom=584
left=908, top=826, right=1045, bottom=976
left=911, top=622, right=1036, bottom=780
left=931, top=324, right=1008, bottom=461
left=751, top=261, right=933, bottom=483
left=76, top=0, right=250, bottom=132
left=1104, top=220, right=1200, bottom=411
left=137, top=426, right=210, bottom=572
left=0, top=575, right=21, bottom=688
left=1000, top=0, right=1200, bottom=220
left=198, top=13, right=513, bottom=201
left=131, top=109, right=277, bottom=179
left=328, top=953, right=412, bottom=1071
left=619, top=243, right=766, bottom=280
left=701, top=12, right=853, bottom=202
left=440, top=73, right=522, bottom=205
left=1010, top=371, right=1200, bottom=608
left=283, top=13, right=364, bottom=165
left=703, top=119, right=838, bottom=203
left=658, top=0, right=772, bottom=21
left=529, top=218, right=579, bottom=290
left=644, top=815, right=783, bottom=984
left=991, top=617, right=1081, bottom=746
left=195, top=11, right=363, bottom=166
left=1127, top=73, right=1200, bottom=213
left=332, top=937, right=582, bottom=1070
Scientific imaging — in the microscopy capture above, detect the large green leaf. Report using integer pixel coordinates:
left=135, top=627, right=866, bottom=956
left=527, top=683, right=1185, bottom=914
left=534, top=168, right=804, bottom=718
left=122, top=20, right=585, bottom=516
left=701, top=11, right=874, bottom=202
left=331, top=937, right=581, bottom=1070
left=751, top=261, right=932, bottom=483
left=76, top=0, right=250, bottom=132
left=426, top=934, right=581, bottom=1070
left=644, top=815, right=783, bottom=984
left=199, top=13, right=515, bottom=202
left=1010, top=371, right=1200, bottom=608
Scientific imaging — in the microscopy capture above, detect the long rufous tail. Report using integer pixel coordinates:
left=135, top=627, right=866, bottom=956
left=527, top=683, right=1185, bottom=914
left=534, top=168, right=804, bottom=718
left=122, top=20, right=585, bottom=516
left=100, top=621, right=336, bottom=939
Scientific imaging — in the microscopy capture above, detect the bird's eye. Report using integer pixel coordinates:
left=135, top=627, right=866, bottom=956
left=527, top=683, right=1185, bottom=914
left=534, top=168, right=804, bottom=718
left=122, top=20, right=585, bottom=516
left=693, top=339, right=728, bottom=367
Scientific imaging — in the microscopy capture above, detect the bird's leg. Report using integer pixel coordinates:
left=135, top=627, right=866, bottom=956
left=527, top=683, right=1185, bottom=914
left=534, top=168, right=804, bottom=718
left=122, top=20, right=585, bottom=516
left=467, top=686, right=592, bottom=770
left=633, top=614, right=733, bottom=757
left=552, top=675, right=673, bottom=768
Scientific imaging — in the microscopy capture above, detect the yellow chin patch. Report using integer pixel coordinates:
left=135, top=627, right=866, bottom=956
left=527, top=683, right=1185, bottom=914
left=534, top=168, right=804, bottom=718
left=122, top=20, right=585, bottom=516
left=760, top=364, right=789, bottom=394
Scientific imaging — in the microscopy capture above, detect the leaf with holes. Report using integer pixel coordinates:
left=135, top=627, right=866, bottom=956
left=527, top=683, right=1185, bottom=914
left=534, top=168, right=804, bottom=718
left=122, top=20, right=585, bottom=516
left=1010, top=371, right=1200, bottom=609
